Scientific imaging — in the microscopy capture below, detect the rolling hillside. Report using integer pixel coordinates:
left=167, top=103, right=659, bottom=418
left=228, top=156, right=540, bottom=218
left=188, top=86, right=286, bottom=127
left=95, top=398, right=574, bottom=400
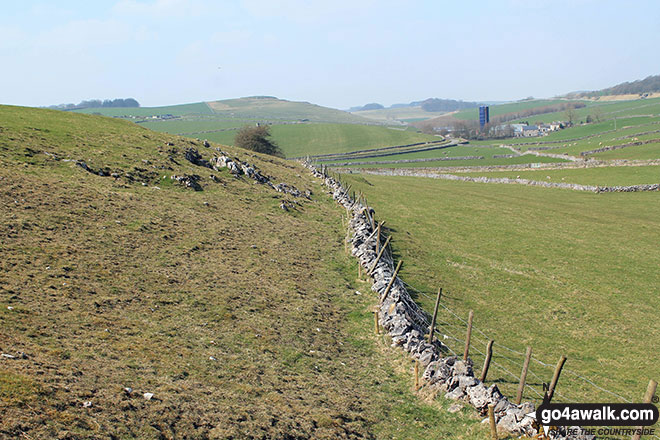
left=73, top=96, right=371, bottom=124
left=0, top=105, right=490, bottom=439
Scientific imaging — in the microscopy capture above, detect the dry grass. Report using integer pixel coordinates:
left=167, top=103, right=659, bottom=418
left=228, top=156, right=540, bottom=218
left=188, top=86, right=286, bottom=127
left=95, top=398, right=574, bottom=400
left=0, top=105, right=490, bottom=439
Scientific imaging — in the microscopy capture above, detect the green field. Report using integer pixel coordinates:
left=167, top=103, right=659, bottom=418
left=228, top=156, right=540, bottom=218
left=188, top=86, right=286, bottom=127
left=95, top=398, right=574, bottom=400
left=323, top=144, right=568, bottom=168
left=507, top=97, right=660, bottom=125
left=0, top=105, right=496, bottom=439
left=139, top=117, right=250, bottom=133
left=453, top=99, right=580, bottom=120
left=179, top=122, right=439, bottom=158
left=73, top=101, right=214, bottom=117
left=341, top=173, right=660, bottom=407
left=460, top=165, right=660, bottom=186
left=353, top=105, right=450, bottom=123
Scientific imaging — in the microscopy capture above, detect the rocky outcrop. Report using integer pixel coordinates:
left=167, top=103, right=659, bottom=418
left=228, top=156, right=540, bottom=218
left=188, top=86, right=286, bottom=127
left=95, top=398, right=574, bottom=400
left=184, top=147, right=305, bottom=197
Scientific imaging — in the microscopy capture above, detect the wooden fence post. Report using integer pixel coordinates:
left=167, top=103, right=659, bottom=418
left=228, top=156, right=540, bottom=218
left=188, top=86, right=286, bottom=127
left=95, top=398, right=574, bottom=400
left=632, top=379, right=658, bottom=440
left=414, top=360, right=420, bottom=391
left=381, top=260, right=403, bottom=301
left=374, top=310, right=380, bottom=335
left=368, top=236, right=392, bottom=275
left=428, top=288, right=442, bottom=343
left=488, top=404, right=498, bottom=440
left=516, top=346, right=532, bottom=404
left=375, top=222, right=384, bottom=253
left=546, top=355, right=567, bottom=403
left=463, top=310, right=474, bottom=361
left=480, top=340, right=494, bottom=383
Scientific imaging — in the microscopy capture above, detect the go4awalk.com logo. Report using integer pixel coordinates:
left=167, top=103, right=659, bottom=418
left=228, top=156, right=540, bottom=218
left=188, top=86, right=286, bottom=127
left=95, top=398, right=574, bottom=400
left=533, top=390, right=658, bottom=439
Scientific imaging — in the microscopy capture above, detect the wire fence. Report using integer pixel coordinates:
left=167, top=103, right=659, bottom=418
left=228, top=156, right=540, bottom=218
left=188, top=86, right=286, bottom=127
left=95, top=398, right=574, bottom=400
left=331, top=171, right=658, bottom=438
left=397, top=277, right=647, bottom=409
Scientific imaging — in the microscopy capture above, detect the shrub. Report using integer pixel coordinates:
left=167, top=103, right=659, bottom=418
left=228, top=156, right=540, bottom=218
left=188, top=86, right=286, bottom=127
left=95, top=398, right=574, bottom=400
left=234, top=125, right=283, bottom=157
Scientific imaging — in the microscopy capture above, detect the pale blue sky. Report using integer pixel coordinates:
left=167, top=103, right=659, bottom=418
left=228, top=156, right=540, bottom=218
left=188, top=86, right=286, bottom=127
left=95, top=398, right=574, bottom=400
left=2, top=0, right=659, bottom=109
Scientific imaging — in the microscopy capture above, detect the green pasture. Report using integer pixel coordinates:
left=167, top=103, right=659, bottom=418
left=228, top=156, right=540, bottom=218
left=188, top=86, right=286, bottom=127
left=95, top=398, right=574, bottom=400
left=139, top=117, right=249, bottom=134
left=325, top=144, right=567, bottom=168
left=73, top=101, right=214, bottom=117
left=508, top=97, right=660, bottom=125
left=453, top=99, right=577, bottom=120
left=341, top=173, right=660, bottom=407
left=198, top=123, right=440, bottom=158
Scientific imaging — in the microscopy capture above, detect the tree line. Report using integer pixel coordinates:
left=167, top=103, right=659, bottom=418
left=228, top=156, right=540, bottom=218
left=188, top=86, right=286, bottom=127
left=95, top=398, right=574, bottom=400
left=47, top=98, right=140, bottom=110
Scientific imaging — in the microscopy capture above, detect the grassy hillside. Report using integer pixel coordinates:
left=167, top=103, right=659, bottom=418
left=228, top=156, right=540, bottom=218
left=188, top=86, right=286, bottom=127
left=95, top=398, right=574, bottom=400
left=508, top=97, right=660, bottom=125
left=341, top=173, right=660, bottom=407
left=452, top=99, right=570, bottom=120
left=352, top=106, right=449, bottom=123
left=194, top=123, right=440, bottom=158
left=0, top=105, right=492, bottom=439
left=73, top=102, right=214, bottom=117
left=206, top=96, right=371, bottom=124
left=72, top=97, right=370, bottom=124
left=324, top=144, right=567, bottom=168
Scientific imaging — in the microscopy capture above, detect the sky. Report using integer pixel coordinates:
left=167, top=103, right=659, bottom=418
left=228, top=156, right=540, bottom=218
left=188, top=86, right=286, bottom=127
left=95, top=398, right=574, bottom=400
left=2, top=0, right=659, bottom=109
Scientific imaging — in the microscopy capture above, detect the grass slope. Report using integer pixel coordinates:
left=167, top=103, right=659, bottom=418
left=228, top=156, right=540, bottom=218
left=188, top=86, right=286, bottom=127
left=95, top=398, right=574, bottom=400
left=197, top=123, right=440, bottom=158
left=206, top=97, right=372, bottom=124
left=326, top=144, right=567, bottom=168
left=342, top=173, right=660, bottom=407
left=73, top=102, right=214, bottom=117
left=0, top=105, right=489, bottom=439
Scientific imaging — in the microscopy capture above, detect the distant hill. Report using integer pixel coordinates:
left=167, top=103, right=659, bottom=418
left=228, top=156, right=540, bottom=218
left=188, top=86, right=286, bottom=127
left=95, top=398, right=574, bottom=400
left=350, top=98, right=483, bottom=124
left=350, top=98, right=481, bottom=113
left=348, top=103, right=385, bottom=112
left=567, top=74, right=660, bottom=98
left=48, top=98, right=140, bottom=111
left=206, top=96, right=372, bottom=123
left=417, top=98, right=480, bottom=112
left=75, top=96, right=372, bottom=124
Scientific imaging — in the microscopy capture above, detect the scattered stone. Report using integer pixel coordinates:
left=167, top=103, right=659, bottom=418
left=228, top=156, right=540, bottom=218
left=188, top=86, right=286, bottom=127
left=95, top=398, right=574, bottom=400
left=124, top=387, right=133, bottom=395
left=7, top=306, right=14, bottom=310
left=82, top=401, right=92, bottom=408
left=143, top=392, right=154, bottom=401
left=447, top=403, right=462, bottom=413
left=209, top=356, right=217, bottom=361
left=184, top=148, right=210, bottom=168
left=171, top=174, right=202, bottom=191
left=1, top=353, right=16, bottom=359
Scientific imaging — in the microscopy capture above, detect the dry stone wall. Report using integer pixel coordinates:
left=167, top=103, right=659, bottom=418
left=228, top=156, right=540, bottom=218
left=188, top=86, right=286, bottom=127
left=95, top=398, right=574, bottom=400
left=342, top=168, right=660, bottom=193
left=304, top=161, right=594, bottom=440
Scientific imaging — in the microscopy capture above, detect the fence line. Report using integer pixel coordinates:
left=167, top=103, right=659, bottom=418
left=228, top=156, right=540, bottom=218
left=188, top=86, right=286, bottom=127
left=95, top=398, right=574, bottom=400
left=395, top=277, right=642, bottom=406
